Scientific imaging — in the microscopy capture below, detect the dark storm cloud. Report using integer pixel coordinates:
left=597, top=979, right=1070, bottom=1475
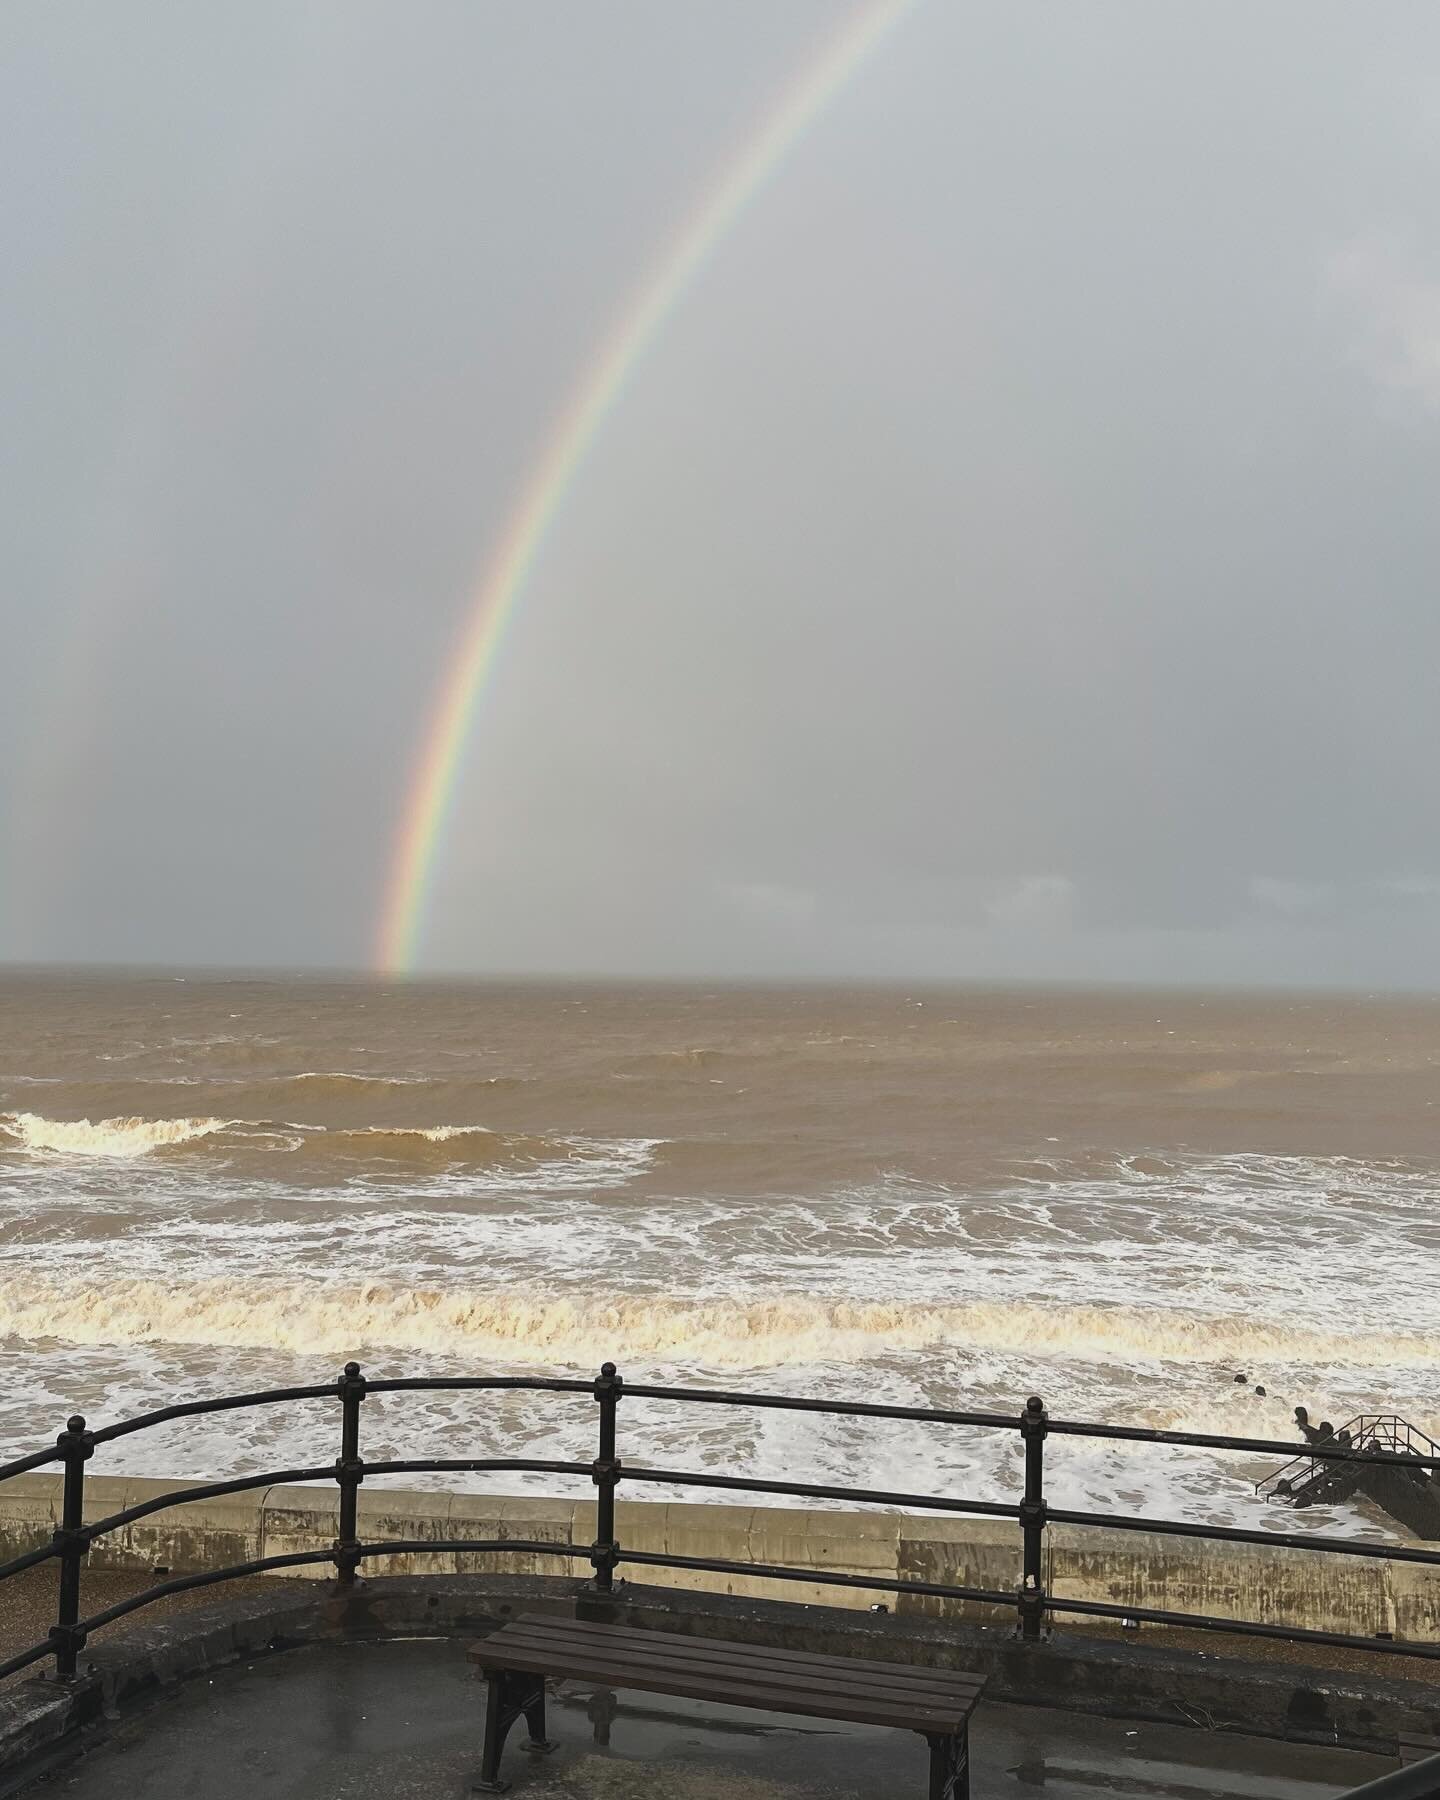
left=3, top=1, right=1439, bottom=985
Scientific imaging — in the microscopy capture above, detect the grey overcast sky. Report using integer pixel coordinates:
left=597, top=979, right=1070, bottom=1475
left=3, top=1, right=1439, bottom=986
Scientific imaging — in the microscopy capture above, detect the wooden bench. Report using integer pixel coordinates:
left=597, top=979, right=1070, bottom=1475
left=468, top=1613, right=984, bottom=1797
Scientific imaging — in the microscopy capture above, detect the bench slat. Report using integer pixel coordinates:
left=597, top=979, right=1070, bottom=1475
left=488, top=1619, right=980, bottom=1708
left=485, top=1634, right=972, bottom=1719
left=476, top=1644, right=972, bottom=1734
left=491, top=1614, right=982, bottom=1697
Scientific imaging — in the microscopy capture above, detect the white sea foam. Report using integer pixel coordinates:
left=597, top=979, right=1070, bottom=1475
left=346, top=1123, right=498, bottom=1143
left=291, top=1071, right=430, bottom=1085
left=1, top=1116, right=1433, bottom=1529
left=0, top=1275, right=1431, bottom=1370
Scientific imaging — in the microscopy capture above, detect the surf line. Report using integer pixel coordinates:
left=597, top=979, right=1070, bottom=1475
left=374, top=0, right=915, bottom=974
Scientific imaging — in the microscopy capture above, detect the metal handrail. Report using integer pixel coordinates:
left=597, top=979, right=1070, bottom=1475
left=1, top=1362, right=1436, bottom=1684
left=1335, top=1750, right=1440, bottom=1800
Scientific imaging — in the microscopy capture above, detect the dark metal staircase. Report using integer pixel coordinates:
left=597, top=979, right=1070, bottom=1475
left=1258, top=1414, right=1440, bottom=1539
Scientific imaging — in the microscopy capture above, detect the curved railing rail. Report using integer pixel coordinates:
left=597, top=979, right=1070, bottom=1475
left=1337, top=1750, right=1440, bottom=1800
left=1, top=1363, right=1437, bottom=1684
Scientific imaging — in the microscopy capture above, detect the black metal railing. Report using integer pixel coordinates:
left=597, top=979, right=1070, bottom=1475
left=1, top=1363, right=1438, bottom=1686
left=1337, top=1749, right=1440, bottom=1800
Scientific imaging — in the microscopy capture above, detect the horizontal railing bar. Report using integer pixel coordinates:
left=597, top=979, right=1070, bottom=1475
left=76, top=1541, right=592, bottom=1634
left=71, top=1541, right=1012, bottom=1648
left=0, top=1447, right=65, bottom=1485
left=74, top=1549, right=349, bottom=1633
left=1331, top=1750, right=1440, bottom=1800
left=621, top=1547, right=1015, bottom=1608
left=620, top=1383, right=1018, bottom=1430
left=23, top=1373, right=1431, bottom=1471
left=90, top=1386, right=337, bottom=1445
left=74, top=1455, right=1430, bottom=1566
left=1046, top=1594, right=1440, bottom=1661
left=0, top=1541, right=62, bottom=1583
left=1047, top=1506, right=1440, bottom=1565
left=1046, top=1418, right=1440, bottom=1471
left=87, top=1468, right=338, bottom=1539
left=363, top=1377, right=596, bottom=1396
left=84, top=1461, right=598, bottom=1544
left=621, top=1465, right=1018, bottom=1517
left=616, top=1385, right=1440, bottom=1470
left=0, top=1638, right=59, bottom=1683
left=354, top=1538, right=590, bottom=1561
left=361, top=1458, right=593, bottom=1479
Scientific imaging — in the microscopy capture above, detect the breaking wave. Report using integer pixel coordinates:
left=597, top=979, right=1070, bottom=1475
left=0, top=1113, right=235, bottom=1157
left=0, top=1278, right=1432, bottom=1369
left=325, top=1124, right=558, bottom=1162
left=0, top=1111, right=645, bottom=1170
left=283, top=1071, right=528, bottom=1097
left=613, top=1047, right=735, bottom=1074
left=0, top=1070, right=531, bottom=1116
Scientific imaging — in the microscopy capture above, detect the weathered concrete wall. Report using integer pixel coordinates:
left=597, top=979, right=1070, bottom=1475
left=1047, top=1524, right=1397, bottom=1640
left=0, top=1477, right=1428, bottom=1643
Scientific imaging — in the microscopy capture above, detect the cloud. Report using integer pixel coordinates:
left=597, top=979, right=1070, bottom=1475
left=720, top=881, right=817, bottom=928
left=985, top=875, right=1075, bottom=933
left=1248, top=877, right=1336, bottom=916
left=1327, top=230, right=1440, bottom=412
left=1374, top=874, right=1440, bottom=903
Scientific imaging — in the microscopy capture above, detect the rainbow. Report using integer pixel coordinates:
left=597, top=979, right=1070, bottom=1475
left=375, top=0, right=914, bottom=974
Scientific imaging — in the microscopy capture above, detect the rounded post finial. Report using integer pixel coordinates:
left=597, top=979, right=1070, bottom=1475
left=601, top=1361, right=617, bottom=1378
left=66, top=1415, right=85, bottom=1435
left=344, top=1361, right=361, bottom=1379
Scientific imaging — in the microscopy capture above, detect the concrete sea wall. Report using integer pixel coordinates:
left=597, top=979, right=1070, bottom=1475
left=1, top=1476, right=1434, bottom=1643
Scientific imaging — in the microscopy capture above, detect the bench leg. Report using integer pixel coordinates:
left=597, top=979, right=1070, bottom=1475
left=520, top=1681, right=557, bottom=1756
left=473, top=1669, right=555, bottom=1794
left=926, top=1725, right=969, bottom=1800
left=587, top=1686, right=619, bottom=1747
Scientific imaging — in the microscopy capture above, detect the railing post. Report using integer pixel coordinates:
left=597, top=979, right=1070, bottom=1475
left=50, top=1414, right=93, bottom=1678
left=333, top=1361, right=366, bottom=1586
left=590, top=1361, right=623, bottom=1593
left=1017, top=1394, right=1048, bottom=1643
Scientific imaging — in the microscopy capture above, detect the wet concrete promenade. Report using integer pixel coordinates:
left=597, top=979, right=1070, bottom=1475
left=22, top=1637, right=1388, bottom=1799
